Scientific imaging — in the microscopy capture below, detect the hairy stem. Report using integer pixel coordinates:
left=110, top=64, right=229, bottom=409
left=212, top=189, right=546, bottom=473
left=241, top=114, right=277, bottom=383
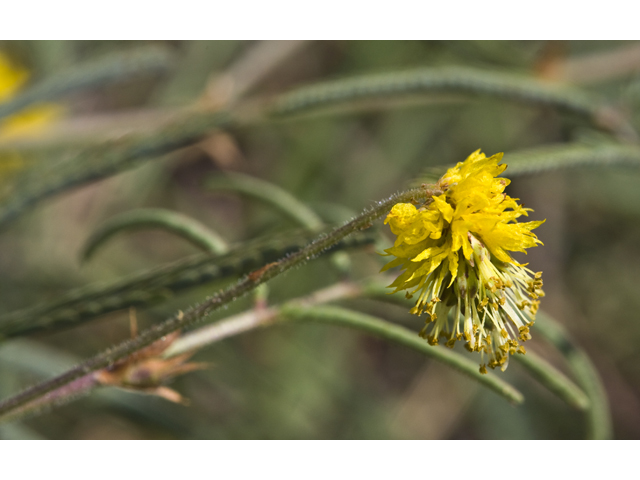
left=270, top=67, right=600, bottom=118
left=206, top=172, right=350, bottom=275
left=505, top=143, right=640, bottom=176
left=268, top=66, right=637, bottom=141
left=0, top=231, right=374, bottom=340
left=0, top=110, right=231, bottom=230
left=0, top=185, right=439, bottom=420
left=0, top=45, right=175, bottom=121
left=1, top=277, right=524, bottom=423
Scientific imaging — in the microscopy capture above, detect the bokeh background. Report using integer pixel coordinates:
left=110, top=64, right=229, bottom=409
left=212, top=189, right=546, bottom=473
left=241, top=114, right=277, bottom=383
left=1, top=40, right=639, bottom=439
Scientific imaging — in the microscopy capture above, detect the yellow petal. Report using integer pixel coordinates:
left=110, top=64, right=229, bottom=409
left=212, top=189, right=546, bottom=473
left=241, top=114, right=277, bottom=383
left=432, top=194, right=454, bottom=223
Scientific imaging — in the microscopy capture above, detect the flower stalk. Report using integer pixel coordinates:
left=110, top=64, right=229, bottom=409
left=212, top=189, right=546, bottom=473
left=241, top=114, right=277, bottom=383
left=0, top=184, right=441, bottom=420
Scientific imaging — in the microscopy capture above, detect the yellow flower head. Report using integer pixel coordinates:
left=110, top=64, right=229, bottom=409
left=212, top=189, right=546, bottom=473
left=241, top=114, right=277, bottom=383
left=382, top=150, right=545, bottom=373
left=0, top=52, right=29, bottom=102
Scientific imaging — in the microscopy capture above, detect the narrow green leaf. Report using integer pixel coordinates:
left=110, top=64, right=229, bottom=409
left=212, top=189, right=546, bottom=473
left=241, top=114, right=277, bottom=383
left=280, top=305, right=524, bottom=405
left=82, top=208, right=229, bottom=261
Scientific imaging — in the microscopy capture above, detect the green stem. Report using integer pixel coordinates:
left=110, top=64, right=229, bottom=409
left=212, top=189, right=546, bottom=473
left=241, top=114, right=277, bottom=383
left=0, top=279, right=522, bottom=423
left=534, top=312, right=613, bottom=440
left=363, top=281, right=592, bottom=413
left=207, top=172, right=324, bottom=231
left=505, top=143, right=640, bottom=176
left=279, top=305, right=524, bottom=404
left=82, top=208, right=229, bottom=261
left=515, top=349, right=590, bottom=411
left=0, top=231, right=374, bottom=340
left=415, top=143, right=640, bottom=189
left=0, top=110, right=231, bottom=230
left=0, top=46, right=175, bottom=120
left=207, top=172, right=350, bottom=275
left=268, top=66, right=637, bottom=139
left=0, top=185, right=440, bottom=420
left=270, top=67, right=598, bottom=118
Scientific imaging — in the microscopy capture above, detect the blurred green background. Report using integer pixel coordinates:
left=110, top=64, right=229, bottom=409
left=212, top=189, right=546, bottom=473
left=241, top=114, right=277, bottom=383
left=1, top=40, right=639, bottom=439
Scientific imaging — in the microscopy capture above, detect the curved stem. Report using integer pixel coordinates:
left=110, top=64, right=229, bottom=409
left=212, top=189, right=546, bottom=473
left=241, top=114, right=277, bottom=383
left=0, top=231, right=374, bottom=340
left=207, top=172, right=324, bottom=231
left=0, top=279, right=523, bottom=423
left=279, top=305, right=524, bottom=405
left=0, top=185, right=440, bottom=420
left=515, top=349, right=590, bottom=411
left=534, top=312, right=613, bottom=440
left=207, top=172, right=350, bottom=275
left=268, top=66, right=637, bottom=139
left=82, top=208, right=229, bottom=261
left=362, top=281, right=592, bottom=413
left=166, top=285, right=523, bottom=405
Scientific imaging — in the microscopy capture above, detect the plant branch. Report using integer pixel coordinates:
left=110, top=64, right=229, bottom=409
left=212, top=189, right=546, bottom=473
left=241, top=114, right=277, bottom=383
left=278, top=304, right=524, bottom=404
left=164, top=282, right=361, bottom=355
left=165, top=285, right=523, bottom=404
left=515, top=349, right=590, bottom=410
left=82, top=208, right=229, bottom=261
left=1, top=276, right=524, bottom=423
left=206, top=172, right=350, bottom=275
left=0, top=231, right=374, bottom=340
left=505, top=143, right=640, bottom=176
left=0, top=110, right=231, bottom=230
left=362, top=281, right=592, bottom=412
left=534, top=311, right=613, bottom=439
left=268, top=66, right=636, bottom=140
left=207, top=172, right=324, bottom=231
left=0, top=185, right=440, bottom=420
left=0, top=46, right=175, bottom=121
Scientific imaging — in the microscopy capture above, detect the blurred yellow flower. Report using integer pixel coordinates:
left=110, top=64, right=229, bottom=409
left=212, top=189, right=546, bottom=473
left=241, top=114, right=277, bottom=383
left=0, top=103, right=61, bottom=139
left=0, top=51, right=62, bottom=182
left=0, top=52, right=29, bottom=101
left=382, top=150, right=545, bottom=373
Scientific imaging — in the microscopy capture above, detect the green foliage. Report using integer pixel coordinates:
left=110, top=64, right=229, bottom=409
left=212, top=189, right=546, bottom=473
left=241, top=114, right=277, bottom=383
left=0, top=40, right=638, bottom=439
